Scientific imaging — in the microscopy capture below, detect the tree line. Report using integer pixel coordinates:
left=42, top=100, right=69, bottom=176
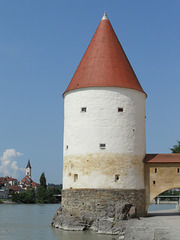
left=12, top=173, right=61, bottom=204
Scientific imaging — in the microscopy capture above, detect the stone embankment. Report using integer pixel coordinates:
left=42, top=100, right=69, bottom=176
left=52, top=208, right=180, bottom=240
left=52, top=202, right=138, bottom=232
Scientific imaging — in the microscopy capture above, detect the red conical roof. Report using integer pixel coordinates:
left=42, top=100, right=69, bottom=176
left=64, top=13, right=145, bottom=96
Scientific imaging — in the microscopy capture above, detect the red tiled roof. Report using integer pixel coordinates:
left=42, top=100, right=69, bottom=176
left=9, top=185, right=22, bottom=191
left=64, top=14, right=146, bottom=96
left=5, top=176, right=17, bottom=181
left=144, top=154, right=180, bottom=163
left=21, top=175, right=39, bottom=188
left=31, top=182, right=40, bottom=188
left=21, top=175, right=32, bottom=183
left=0, top=177, right=6, bottom=184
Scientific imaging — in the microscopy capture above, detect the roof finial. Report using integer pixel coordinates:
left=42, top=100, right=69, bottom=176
left=102, top=11, right=108, bottom=20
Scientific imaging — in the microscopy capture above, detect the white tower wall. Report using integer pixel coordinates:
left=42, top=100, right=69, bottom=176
left=63, top=87, right=146, bottom=190
left=26, top=167, right=31, bottom=178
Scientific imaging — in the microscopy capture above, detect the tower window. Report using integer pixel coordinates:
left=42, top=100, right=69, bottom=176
left=155, top=168, right=157, bottom=173
left=100, top=143, right=106, bottom=149
left=177, top=168, right=180, bottom=173
left=66, top=145, right=68, bottom=150
left=118, top=108, right=123, bottom=112
left=81, top=107, right=87, bottom=112
left=74, top=174, right=78, bottom=182
left=115, top=174, right=120, bottom=182
left=153, top=181, right=156, bottom=185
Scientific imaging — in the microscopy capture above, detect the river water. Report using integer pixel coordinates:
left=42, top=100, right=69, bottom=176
left=0, top=203, right=177, bottom=240
left=0, top=204, right=115, bottom=240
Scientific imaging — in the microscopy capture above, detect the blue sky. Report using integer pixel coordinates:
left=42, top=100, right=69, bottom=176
left=0, top=1, right=179, bottom=183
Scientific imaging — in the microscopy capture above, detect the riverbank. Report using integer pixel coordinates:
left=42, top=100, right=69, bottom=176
left=0, top=199, right=15, bottom=204
left=0, top=199, right=61, bottom=204
left=53, top=205, right=180, bottom=240
left=120, top=208, right=180, bottom=240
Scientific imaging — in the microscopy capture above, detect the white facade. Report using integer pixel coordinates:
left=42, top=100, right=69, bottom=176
left=26, top=167, right=31, bottom=178
left=63, top=87, right=146, bottom=190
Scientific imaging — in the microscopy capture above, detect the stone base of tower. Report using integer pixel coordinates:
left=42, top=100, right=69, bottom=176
left=52, top=189, right=146, bottom=233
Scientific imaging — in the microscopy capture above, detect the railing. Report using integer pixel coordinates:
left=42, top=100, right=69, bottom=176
left=155, top=195, right=180, bottom=204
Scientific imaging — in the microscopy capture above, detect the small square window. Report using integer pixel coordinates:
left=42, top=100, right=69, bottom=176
left=81, top=107, right=87, bottom=112
left=100, top=143, right=106, bottom=149
left=118, top=108, right=123, bottom=112
left=153, top=181, right=156, bottom=185
left=115, top=174, right=120, bottom=182
left=74, top=174, right=78, bottom=182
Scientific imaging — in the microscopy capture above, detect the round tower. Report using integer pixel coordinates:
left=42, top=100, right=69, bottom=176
left=62, top=13, right=146, bottom=220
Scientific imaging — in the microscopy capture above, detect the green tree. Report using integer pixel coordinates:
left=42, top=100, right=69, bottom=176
left=37, top=172, right=47, bottom=203
left=24, top=187, right=36, bottom=203
left=46, top=188, right=59, bottom=203
left=170, top=140, right=180, bottom=153
left=36, top=185, right=47, bottom=203
left=40, top=172, right=47, bottom=189
left=11, top=187, right=36, bottom=203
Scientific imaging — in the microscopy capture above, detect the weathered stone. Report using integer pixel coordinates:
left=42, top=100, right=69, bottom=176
left=97, top=218, right=114, bottom=234
left=52, top=189, right=146, bottom=233
left=100, top=210, right=108, bottom=217
left=118, top=236, right=124, bottom=240
left=128, top=206, right=137, bottom=219
left=154, top=229, right=171, bottom=240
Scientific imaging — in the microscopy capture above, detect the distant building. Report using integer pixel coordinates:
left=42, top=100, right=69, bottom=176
left=0, top=160, right=39, bottom=198
left=53, top=13, right=180, bottom=231
left=0, top=177, right=9, bottom=199
left=26, top=159, right=31, bottom=178
left=5, top=176, right=18, bottom=186
left=21, top=160, right=39, bottom=190
left=9, top=185, right=23, bottom=195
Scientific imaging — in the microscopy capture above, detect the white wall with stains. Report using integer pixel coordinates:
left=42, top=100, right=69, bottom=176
left=63, top=87, right=146, bottom=190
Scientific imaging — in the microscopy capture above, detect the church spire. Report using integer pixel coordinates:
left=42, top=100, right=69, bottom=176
left=26, top=159, right=31, bottom=169
left=26, top=160, right=31, bottom=178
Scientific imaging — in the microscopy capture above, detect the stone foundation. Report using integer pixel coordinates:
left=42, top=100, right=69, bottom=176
left=52, top=188, right=146, bottom=233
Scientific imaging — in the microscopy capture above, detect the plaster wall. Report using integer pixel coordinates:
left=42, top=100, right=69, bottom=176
left=145, top=163, right=180, bottom=210
left=63, top=87, right=146, bottom=189
left=26, top=167, right=31, bottom=177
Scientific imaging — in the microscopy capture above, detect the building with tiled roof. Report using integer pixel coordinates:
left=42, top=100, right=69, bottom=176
left=0, top=177, right=9, bottom=199
left=21, top=175, right=32, bottom=183
left=9, top=185, right=23, bottom=194
left=53, top=13, right=180, bottom=231
left=4, top=176, right=18, bottom=186
left=144, top=154, right=180, bottom=163
left=0, top=177, right=7, bottom=186
left=31, top=182, right=40, bottom=189
left=20, top=160, right=39, bottom=190
left=61, top=12, right=146, bottom=224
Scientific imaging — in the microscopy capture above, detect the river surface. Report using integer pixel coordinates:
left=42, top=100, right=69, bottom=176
left=0, top=204, right=115, bottom=240
left=0, top=203, right=177, bottom=240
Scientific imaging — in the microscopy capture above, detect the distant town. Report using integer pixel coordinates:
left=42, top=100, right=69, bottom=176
left=0, top=160, right=62, bottom=202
